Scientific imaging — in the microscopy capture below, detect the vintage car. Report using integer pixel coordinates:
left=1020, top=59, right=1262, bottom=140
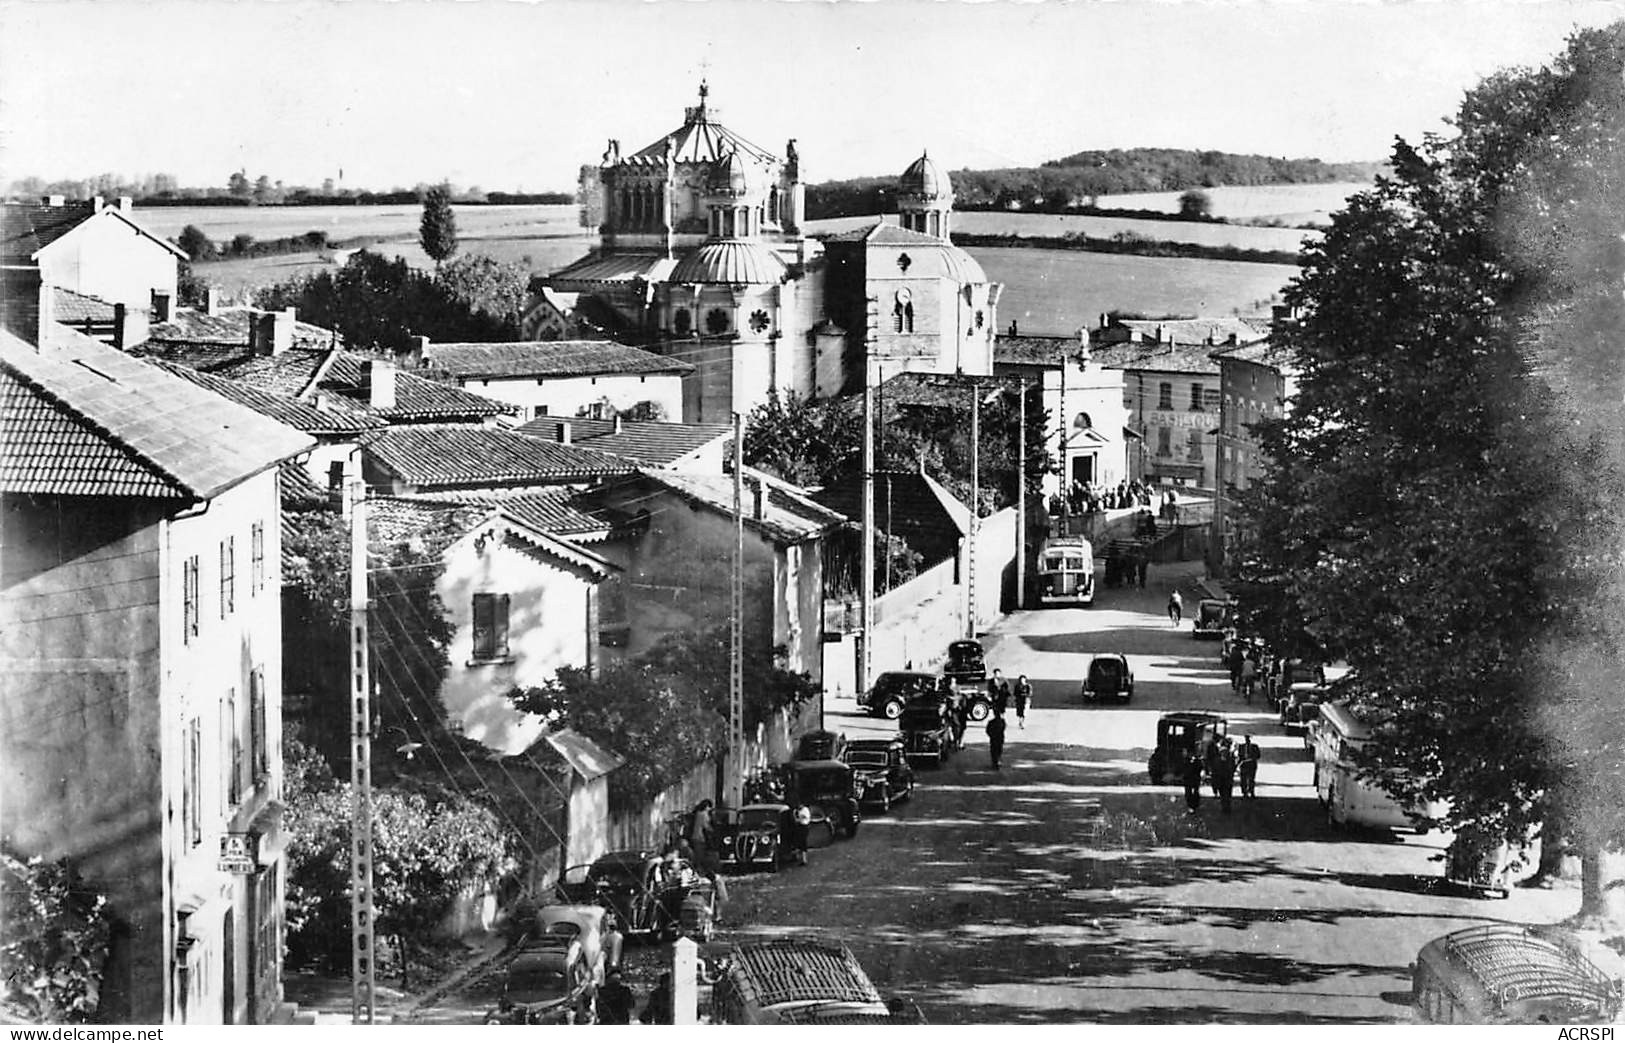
left=1147, top=711, right=1228, bottom=784
left=1280, top=682, right=1329, bottom=733
left=533, top=904, right=609, bottom=986
left=1192, top=598, right=1232, bottom=639
left=1081, top=653, right=1134, bottom=703
left=1413, top=924, right=1623, bottom=1024
left=898, top=700, right=955, bottom=769
left=556, top=851, right=715, bottom=943
left=1270, top=658, right=1327, bottom=708
left=796, top=729, right=847, bottom=762
left=714, top=803, right=837, bottom=874
left=841, top=737, right=915, bottom=811
left=785, top=759, right=862, bottom=838
left=857, top=670, right=938, bottom=720
left=711, top=939, right=927, bottom=1025
left=484, top=937, right=597, bottom=1025
left=1444, top=825, right=1540, bottom=898
left=943, top=639, right=987, bottom=688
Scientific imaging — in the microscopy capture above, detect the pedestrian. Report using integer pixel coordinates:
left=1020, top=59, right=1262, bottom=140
left=788, top=805, right=811, bottom=866
left=1168, top=590, right=1183, bottom=626
left=689, top=798, right=714, bottom=852
left=1013, top=675, right=1032, bottom=728
left=641, top=971, right=674, bottom=1025
left=1136, top=554, right=1148, bottom=589
left=1227, top=644, right=1244, bottom=693
left=1213, top=738, right=1237, bottom=812
left=1239, top=652, right=1258, bottom=704
left=1182, top=749, right=1204, bottom=811
left=989, top=670, right=1011, bottom=716
left=597, top=969, right=636, bottom=1024
left=1237, top=734, right=1261, bottom=799
left=602, top=912, right=625, bottom=974
left=986, top=710, right=1007, bottom=770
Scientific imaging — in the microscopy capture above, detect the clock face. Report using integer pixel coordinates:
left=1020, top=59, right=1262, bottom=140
left=894, top=287, right=912, bottom=306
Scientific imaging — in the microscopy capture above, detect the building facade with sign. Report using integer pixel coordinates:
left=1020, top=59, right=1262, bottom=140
left=1208, top=334, right=1299, bottom=574
left=548, top=84, right=999, bottom=423
left=0, top=293, right=311, bottom=1024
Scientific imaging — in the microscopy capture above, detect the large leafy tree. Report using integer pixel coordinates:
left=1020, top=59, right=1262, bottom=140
left=1236, top=25, right=1625, bottom=916
left=0, top=853, right=112, bottom=1023
left=419, top=182, right=459, bottom=264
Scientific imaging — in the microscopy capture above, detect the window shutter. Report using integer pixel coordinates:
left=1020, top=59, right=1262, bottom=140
left=494, top=594, right=511, bottom=657
left=472, top=594, right=493, bottom=659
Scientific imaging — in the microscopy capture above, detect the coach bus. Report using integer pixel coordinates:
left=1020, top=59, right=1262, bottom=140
left=1311, top=702, right=1448, bottom=832
left=1036, top=536, right=1094, bottom=607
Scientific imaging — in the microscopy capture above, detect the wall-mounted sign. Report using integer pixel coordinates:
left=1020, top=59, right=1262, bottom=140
left=219, top=833, right=259, bottom=874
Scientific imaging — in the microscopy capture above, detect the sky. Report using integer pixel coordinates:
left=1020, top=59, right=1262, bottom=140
left=3, top=0, right=1624, bottom=194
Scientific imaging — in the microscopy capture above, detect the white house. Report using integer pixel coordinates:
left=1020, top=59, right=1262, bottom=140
left=2, top=197, right=184, bottom=308
left=418, top=337, right=691, bottom=421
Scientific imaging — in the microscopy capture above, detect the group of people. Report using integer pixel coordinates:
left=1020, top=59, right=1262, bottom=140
left=595, top=968, right=673, bottom=1025
left=981, top=668, right=1033, bottom=770
left=1225, top=640, right=1264, bottom=703
left=1181, top=732, right=1262, bottom=813
left=1054, top=479, right=1156, bottom=517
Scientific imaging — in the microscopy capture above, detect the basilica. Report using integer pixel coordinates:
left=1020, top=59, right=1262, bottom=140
left=548, top=83, right=1001, bottom=424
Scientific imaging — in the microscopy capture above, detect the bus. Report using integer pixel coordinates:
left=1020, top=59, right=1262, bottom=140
left=1311, top=702, right=1448, bottom=832
left=1036, top=536, right=1094, bottom=607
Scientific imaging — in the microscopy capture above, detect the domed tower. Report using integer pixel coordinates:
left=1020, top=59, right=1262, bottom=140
left=898, top=150, right=954, bottom=241
left=703, top=151, right=763, bottom=240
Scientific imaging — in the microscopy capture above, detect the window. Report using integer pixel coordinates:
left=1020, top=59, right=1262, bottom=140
left=1158, top=383, right=1173, bottom=411
left=896, top=252, right=912, bottom=273
left=1156, top=427, right=1171, bottom=458
left=1189, top=383, right=1205, bottom=411
left=471, top=593, right=511, bottom=661
left=673, top=308, right=691, bottom=336
left=219, top=537, right=235, bottom=618
left=250, top=522, right=265, bottom=594
left=225, top=687, right=242, bottom=807
left=185, top=716, right=202, bottom=845
left=748, top=309, right=770, bottom=334
left=974, top=309, right=985, bottom=329
left=705, top=308, right=729, bottom=335
left=183, top=555, right=200, bottom=641
left=1074, top=411, right=1093, bottom=431
left=250, top=668, right=267, bottom=783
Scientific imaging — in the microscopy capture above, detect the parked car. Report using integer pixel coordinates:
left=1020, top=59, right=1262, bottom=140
left=1081, top=653, right=1134, bottom=703
left=556, top=851, right=715, bottom=943
left=714, top=803, right=836, bottom=874
left=796, top=729, right=847, bottom=762
left=857, top=670, right=937, bottom=720
left=899, top=701, right=955, bottom=768
left=1271, top=658, right=1327, bottom=709
left=785, top=760, right=862, bottom=838
left=943, top=639, right=987, bottom=688
left=1192, top=598, right=1231, bottom=639
left=533, top=904, right=609, bottom=986
left=841, top=737, right=915, bottom=811
left=1280, top=682, right=1328, bottom=734
left=1147, top=711, right=1228, bottom=784
left=485, top=937, right=597, bottom=1025
left=1412, top=924, right=1623, bottom=1024
left=711, top=939, right=927, bottom=1025
left=1444, top=825, right=1540, bottom=898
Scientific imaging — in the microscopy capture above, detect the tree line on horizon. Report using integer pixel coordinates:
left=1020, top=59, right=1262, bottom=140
left=5, top=171, right=570, bottom=207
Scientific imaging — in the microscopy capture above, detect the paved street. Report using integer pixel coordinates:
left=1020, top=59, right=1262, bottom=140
left=714, top=559, right=1581, bottom=1024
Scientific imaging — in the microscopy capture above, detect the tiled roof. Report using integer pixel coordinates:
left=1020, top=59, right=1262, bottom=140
left=994, top=335, right=1086, bottom=367
left=369, top=495, right=613, bottom=576
left=549, top=252, right=678, bottom=285
left=1, top=325, right=314, bottom=500
left=52, top=287, right=119, bottom=325
left=626, top=99, right=777, bottom=165
left=1, top=202, right=186, bottom=262
left=324, top=353, right=511, bottom=420
left=1112, top=316, right=1269, bottom=347
left=147, top=308, right=337, bottom=350
left=423, top=340, right=692, bottom=379
left=879, top=370, right=1020, bottom=409
left=137, top=326, right=337, bottom=397
left=1211, top=338, right=1298, bottom=371
left=516, top=416, right=730, bottom=467
left=668, top=240, right=788, bottom=285
left=1087, top=339, right=1222, bottom=376
left=590, top=467, right=843, bottom=545
left=401, top=487, right=617, bottom=541
left=280, top=462, right=331, bottom=511
left=819, top=221, right=988, bottom=282
left=366, top=424, right=634, bottom=490
left=148, top=359, right=386, bottom=435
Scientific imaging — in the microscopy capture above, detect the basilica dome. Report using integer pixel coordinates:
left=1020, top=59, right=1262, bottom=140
left=899, top=151, right=952, bottom=200
left=668, top=239, right=788, bottom=284
left=706, top=152, right=755, bottom=198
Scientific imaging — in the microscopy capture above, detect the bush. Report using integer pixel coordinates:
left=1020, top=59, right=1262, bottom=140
left=0, top=852, right=112, bottom=1023
left=176, top=224, right=217, bottom=261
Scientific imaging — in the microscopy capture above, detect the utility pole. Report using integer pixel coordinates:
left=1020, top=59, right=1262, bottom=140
left=968, top=383, right=980, bottom=638
left=347, top=480, right=375, bottom=1025
left=859, top=298, right=877, bottom=696
left=1016, top=381, right=1027, bottom=610
left=730, top=412, right=744, bottom=808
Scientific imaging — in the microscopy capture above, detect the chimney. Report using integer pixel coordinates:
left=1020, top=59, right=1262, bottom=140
left=203, top=285, right=220, bottom=316
left=112, top=302, right=149, bottom=351
left=612, top=414, right=624, bottom=434
left=1154, top=324, right=1164, bottom=344
left=361, top=358, right=397, bottom=409
left=43, top=195, right=66, bottom=207
left=1, top=265, right=50, bottom=348
left=151, top=288, right=174, bottom=323
left=397, top=334, right=428, bottom=369
left=1098, top=311, right=1108, bottom=331
left=557, top=420, right=572, bottom=445
left=751, top=476, right=765, bottom=521
left=117, top=196, right=133, bottom=214
left=91, top=195, right=105, bottom=212
left=1227, top=333, right=1239, bottom=346
left=249, top=309, right=295, bottom=355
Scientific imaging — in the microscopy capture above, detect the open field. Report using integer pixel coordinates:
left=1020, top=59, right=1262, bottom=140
left=175, top=203, right=1297, bottom=329
left=807, top=211, right=1314, bottom=252
left=1083, top=181, right=1369, bottom=223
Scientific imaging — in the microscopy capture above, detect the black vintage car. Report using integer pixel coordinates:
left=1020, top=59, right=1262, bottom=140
left=1147, top=711, right=1228, bottom=784
left=858, top=671, right=937, bottom=720
left=899, top=701, right=955, bottom=769
left=714, top=804, right=837, bottom=874
left=943, top=639, right=987, bottom=687
left=796, top=729, right=848, bottom=761
left=1082, top=653, right=1134, bottom=703
left=841, top=737, right=915, bottom=811
left=1192, top=598, right=1232, bottom=639
left=785, top=760, right=862, bottom=838
left=1280, top=682, right=1328, bottom=732
left=556, top=851, right=715, bottom=942
left=484, top=938, right=597, bottom=1025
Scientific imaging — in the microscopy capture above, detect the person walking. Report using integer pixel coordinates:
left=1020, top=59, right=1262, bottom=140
left=1013, top=675, right=1032, bottom=729
left=1167, top=589, right=1183, bottom=626
left=1136, top=554, right=1148, bottom=589
left=602, top=912, right=625, bottom=974
left=988, top=669, right=1011, bottom=717
left=641, top=972, right=674, bottom=1025
left=1213, top=739, right=1237, bottom=813
left=1239, top=652, right=1258, bottom=704
left=597, top=970, right=636, bottom=1024
left=1237, top=734, right=1262, bottom=799
left=1181, top=749, right=1204, bottom=811
left=986, top=711, right=1008, bottom=770
left=787, top=805, right=811, bottom=866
